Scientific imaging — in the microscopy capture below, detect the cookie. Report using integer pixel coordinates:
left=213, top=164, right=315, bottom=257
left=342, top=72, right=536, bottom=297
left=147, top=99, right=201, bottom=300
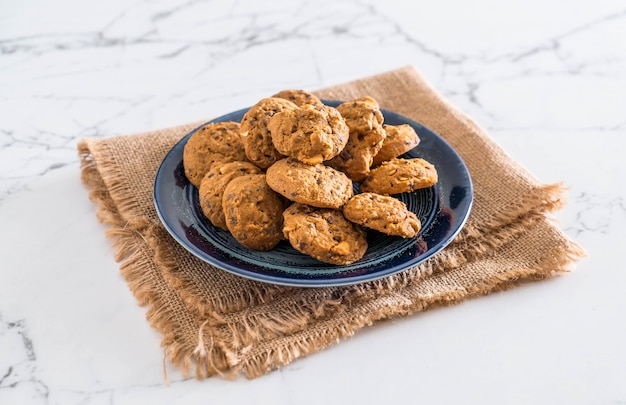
left=272, top=89, right=324, bottom=107
left=282, top=203, right=368, bottom=265
left=359, top=158, right=438, bottom=195
left=198, top=161, right=263, bottom=230
left=266, top=158, right=353, bottom=209
left=327, top=96, right=386, bottom=181
left=343, top=193, right=421, bottom=238
left=222, top=174, right=284, bottom=251
left=239, top=97, right=298, bottom=169
left=268, top=104, right=349, bottom=165
left=372, top=124, right=421, bottom=166
left=183, top=121, right=247, bottom=188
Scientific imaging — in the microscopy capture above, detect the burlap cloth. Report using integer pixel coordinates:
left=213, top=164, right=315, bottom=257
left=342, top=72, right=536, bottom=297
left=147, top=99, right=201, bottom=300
left=78, top=66, right=585, bottom=379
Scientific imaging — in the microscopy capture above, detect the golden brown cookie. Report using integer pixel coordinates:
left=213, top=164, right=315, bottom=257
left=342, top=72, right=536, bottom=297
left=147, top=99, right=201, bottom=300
left=222, top=174, right=284, bottom=251
left=343, top=193, right=421, bottom=238
left=272, top=89, right=324, bottom=107
left=359, top=158, right=438, bottom=195
left=198, top=161, right=263, bottom=230
left=372, top=124, right=421, bottom=166
left=239, top=97, right=298, bottom=169
left=327, top=96, right=386, bottom=181
left=183, top=121, right=247, bottom=188
left=268, top=104, right=349, bottom=165
left=282, top=203, right=368, bottom=265
left=266, top=158, right=353, bottom=209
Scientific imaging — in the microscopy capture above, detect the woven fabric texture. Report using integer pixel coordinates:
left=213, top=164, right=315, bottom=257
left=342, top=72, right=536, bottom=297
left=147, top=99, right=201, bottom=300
left=78, top=66, right=584, bottom=379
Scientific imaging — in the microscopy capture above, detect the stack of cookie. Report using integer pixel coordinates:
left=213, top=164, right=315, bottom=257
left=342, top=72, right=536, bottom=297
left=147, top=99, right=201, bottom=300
left=183, top=90, right=438, bottom=265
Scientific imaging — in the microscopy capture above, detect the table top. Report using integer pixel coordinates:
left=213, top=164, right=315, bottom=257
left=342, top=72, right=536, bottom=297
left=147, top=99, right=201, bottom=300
left=1, top=1, right=625, bottom=403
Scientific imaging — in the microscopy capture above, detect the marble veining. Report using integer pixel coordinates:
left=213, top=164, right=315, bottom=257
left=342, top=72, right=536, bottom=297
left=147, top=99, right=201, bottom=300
left=0, top=314, right=48, bottom=402
left=1, top=0, right=625, bottom=403
left=2, top=1, right=624, bottom=209
left=565, top=192, right=626, bottom=237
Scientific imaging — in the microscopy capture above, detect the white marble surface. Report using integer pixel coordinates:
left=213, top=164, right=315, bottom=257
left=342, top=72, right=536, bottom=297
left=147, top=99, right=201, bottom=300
left=1, top=0, right=625, bottom=403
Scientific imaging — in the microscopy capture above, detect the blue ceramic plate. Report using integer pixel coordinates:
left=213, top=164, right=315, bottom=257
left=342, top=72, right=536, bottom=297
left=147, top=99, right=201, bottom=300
left=154, top=101, right=473, bottom=287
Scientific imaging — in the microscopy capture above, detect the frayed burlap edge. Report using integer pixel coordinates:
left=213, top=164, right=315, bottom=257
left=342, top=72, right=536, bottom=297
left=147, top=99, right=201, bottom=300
left=78, top=136, right=586, bottom=380
left=149, top=182, right=570, bottom=320
left=77, top=63, right=588, bottom=379
left=187, top=210, right=587, bottom=379
left=79, top=140, right=234, bottom=379
left=151, top=205, right=553, bottom=337
left=210, top=235, right=586, bottom=379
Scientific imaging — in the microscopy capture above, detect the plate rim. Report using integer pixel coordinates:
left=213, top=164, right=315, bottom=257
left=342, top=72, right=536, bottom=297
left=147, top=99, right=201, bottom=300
left=153, top=101, right=473, bottom=287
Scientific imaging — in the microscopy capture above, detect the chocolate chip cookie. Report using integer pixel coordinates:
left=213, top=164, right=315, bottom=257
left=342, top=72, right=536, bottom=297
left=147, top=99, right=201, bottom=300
left=239, top=97, right=298, bottom=169
left=222, top=174, right=284, bottom=251
left=327, top=96, right=386, bottom=181
left=265, top=157, right=353, bottom=209
left=343, top=192, right=421, bottom=238
left=268, top=104, right=349, bottom=165
left=272, top=89, right=324, bottom=107
left=359, top=157, right=438, bottom=195
left=198, top=161, right=263, bottom=230
left=282, top=203, right=368, bottom=265
left=372, top=124, right=421, bottom=166
left=183, top=121, right=248, bottom=188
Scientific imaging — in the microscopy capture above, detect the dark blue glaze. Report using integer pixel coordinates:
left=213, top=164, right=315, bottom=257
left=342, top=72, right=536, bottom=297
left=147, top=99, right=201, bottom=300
left=153, top=101, right=473, bottom=287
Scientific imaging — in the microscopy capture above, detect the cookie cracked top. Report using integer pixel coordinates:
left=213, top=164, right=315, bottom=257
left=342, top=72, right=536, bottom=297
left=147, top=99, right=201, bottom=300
left=268, top=104, right=349, bottom=165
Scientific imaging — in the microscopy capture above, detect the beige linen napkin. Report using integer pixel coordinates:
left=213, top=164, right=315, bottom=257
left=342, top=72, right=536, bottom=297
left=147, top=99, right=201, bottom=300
left=78, top=66, right=585, bottom=379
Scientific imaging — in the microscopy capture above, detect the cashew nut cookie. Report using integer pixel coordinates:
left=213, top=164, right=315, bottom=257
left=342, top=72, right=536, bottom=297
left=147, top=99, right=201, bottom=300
left=372, top=124, right=421, bottom=167
left=198, top=161, right=263, bottom=230
left=222, top=174, right=284, bottom=251
left=359, top=158, right=438, bottom=195
left=268, top=104, right=349, bottom=165
left=239, top=97, right=298, bottom=169
left=282, top=203, right=368, bottom=265
left=183, top=121, right=248, bottom=188
left=327, top=96, right=386, bottom=182
left=265, top=158, right=354, bottom=209
left=343, top=193, right=422, bottom=238
left=272, top=89, right=324, bottom=107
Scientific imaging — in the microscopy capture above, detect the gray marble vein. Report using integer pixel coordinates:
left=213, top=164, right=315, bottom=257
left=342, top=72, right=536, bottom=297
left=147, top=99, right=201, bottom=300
left=1, top=0, right=625, bottom=402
